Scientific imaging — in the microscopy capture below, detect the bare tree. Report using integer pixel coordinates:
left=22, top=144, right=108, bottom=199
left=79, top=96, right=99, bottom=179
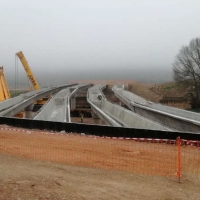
left=173, top=38, right=200, bottom=107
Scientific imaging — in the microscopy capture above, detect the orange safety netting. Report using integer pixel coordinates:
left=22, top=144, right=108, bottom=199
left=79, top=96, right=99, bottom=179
left=0, top=126, right=199, bottom=181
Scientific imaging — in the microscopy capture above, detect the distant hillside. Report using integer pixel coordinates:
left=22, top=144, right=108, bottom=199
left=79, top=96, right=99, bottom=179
left=130, top=81, right=192, bottom=103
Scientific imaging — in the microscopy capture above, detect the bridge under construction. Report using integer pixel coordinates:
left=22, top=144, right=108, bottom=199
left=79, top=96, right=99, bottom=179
left=0, top=82, right=200, bottom=133
left=0, top=52, right=200, bottom=187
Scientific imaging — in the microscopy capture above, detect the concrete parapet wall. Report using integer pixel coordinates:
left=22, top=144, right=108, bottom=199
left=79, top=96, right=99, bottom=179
left=113, top=85, right=200, bottom=121
left=113, top=85, right=200, bottom=133
left=100, top=100, right=171, bottom=130
left=34, top=90, right=68, bottom=122
left=34, top=84, right=92, bottom=123
left=88, top=84, right=172, bottom=130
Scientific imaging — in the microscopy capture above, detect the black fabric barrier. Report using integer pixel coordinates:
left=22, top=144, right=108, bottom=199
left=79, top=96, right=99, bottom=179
left=0, top=117, right=200, bottom=141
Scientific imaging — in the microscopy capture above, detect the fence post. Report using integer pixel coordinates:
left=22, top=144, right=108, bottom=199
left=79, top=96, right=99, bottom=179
left=177, top=136, right=181, bottom=183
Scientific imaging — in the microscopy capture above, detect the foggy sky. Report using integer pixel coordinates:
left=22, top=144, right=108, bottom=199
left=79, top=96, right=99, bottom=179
left=0, top=0, right=200, bottom=87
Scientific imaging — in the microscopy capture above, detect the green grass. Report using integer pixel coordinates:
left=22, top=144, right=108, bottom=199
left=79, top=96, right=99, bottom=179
left=9, top=90, right=29, bottom=98
left=163, top=84, right=176, bottom=90
left=187, top=108, right=200, bottom=113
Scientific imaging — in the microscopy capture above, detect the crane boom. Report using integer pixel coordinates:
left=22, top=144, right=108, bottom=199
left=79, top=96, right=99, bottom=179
left=16, top=51, right=40, bottom=90
left=0, top=66, right=10, bottom=101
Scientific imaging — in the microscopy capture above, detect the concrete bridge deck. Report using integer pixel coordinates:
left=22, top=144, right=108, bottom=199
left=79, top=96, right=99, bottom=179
left=34, top=84, right=91, bottom=122
left=112, top=84, right=200, bottom=133
left=87, top=84, right=172, bottom=131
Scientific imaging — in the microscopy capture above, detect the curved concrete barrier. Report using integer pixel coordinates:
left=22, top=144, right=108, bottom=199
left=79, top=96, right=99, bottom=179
left=88, top=84, right=172, bottom=130
left=34, top=84, right=92, bottom=122
left=0, top=84, right=77, bottom=117
left=0, top=87, right=49, bottom=112
left=113, top=84, right=200, bottom=133
left=87, top=84, right=122, bottom=126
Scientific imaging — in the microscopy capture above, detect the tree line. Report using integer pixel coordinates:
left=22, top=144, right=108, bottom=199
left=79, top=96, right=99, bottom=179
left=173, top=38, right=200, bottom=108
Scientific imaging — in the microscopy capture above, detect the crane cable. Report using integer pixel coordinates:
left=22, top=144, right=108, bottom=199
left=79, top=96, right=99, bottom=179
left=15, top=55, right=18, bottom=96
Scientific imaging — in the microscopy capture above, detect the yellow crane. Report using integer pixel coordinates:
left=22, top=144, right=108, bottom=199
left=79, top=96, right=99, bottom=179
left=16, top=51, right=49, bottom=107
left=15, top=51, right=40, bottom=90
left=0, top=66, right=10, bottom=101
left=0, top=66, right=23, bottom=117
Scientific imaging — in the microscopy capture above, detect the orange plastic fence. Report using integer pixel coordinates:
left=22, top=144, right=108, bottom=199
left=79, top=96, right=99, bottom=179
left=0, top=126, right=199, bottom=181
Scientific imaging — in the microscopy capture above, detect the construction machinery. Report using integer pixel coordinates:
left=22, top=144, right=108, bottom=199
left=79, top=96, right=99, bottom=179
left=0, top=66, right=10, bottom=101
left=15, top=51, right=40, bottom=90
left=16, top=51, right=49, bottom=108
left=0, top=66, right=23, bottom=117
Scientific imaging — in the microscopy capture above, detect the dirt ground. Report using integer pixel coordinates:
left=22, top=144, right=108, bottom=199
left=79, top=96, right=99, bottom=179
left=71, top=117, right=95, bottom=124
left=0, top=154, right=200, bottom=200
left=130, top=82, right=162, bottom=102
left=0, top=126, right=200, bottom=199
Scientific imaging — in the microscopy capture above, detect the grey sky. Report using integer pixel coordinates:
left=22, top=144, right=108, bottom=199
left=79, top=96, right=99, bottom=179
left=0, top=0, right=200, bottom=86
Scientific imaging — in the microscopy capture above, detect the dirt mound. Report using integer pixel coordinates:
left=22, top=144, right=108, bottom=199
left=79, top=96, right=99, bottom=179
left=130, top=81, right=191, bottom=103
left=72, top=80, right=191, bottom=103
left=130, top=82, right=162, bottom=103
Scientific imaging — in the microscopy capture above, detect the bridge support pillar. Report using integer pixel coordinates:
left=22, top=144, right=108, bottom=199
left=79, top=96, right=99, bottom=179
left=93, top=118, right=103, bottom=124
left=24, top=104, right=34, bottom=118
left=91, top=111, right=104, bottom=125
left=71, top=97, right=76, bottom=110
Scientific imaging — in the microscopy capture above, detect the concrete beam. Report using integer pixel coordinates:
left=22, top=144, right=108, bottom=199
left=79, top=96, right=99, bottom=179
left=24, top=104, right=34, bottom=118
left=34, top=84, right=92, bottom=123
left=112, top=84, right=200, bottom=133
left=0, top=84, right=77, bottom=117
left=88, top=84, right=172, bottom=130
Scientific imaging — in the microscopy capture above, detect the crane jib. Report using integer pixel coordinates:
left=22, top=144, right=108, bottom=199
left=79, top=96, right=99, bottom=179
left=16, top=51, right=40, bottom=90
left=29, top=75, right=37, bottom=86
